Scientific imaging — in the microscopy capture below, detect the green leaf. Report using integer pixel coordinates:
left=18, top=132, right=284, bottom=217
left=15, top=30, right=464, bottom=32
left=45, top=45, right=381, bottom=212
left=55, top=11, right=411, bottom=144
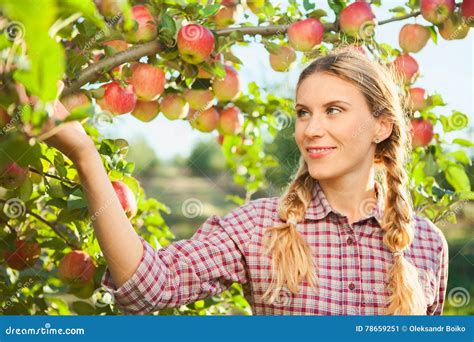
left=3, top=0, right=65, bottom=101
left=452, top=138, right=474, bottom=147
left=427, top=26, right=438, bottom=44
left=307, top=9, right=328, bottom=19
left=57, top=0, right=106, bottom=29
left=303, top=0, right=316, bottom=11
left=200, top=4, right=220, bottom=18
left=444, top=164, right=471, bottom=192
left=447, top=151, right=471, bottom=165
left=389, top=6, right=407, bottom=16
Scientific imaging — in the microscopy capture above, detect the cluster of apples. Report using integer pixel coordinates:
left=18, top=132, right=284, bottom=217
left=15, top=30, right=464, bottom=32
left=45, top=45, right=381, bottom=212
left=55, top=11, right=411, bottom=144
left=395, top=0, right=474, bottom=148
left=63, top=5, right=244, bottom=144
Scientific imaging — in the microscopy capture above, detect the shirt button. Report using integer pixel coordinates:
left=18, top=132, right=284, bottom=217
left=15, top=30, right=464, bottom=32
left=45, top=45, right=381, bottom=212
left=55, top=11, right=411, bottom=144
left=348, top=283, right=356, bottom=290
left=346, top=237, right=353, bottom=245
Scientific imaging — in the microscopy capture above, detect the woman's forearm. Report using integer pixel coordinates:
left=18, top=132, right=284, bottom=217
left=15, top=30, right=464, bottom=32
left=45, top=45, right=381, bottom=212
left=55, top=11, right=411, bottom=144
left=74, top=149, right=144, bottom=288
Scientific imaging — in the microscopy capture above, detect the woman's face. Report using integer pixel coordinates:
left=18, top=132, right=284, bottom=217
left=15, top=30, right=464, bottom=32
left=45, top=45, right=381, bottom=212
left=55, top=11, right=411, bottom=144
left=294, top=72, right=391, bottom=182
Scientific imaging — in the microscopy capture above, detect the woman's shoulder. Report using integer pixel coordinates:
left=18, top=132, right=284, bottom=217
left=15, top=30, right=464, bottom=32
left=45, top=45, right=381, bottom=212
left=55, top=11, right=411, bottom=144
left=412, top=214, right=449, bottom=256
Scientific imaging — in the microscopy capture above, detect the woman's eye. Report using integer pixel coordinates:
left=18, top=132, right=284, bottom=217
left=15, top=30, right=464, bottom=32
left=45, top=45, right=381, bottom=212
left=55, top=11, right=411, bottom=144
left=296, top=109, right=310, bottom=118
left=327, top=107, right=342, bottom=115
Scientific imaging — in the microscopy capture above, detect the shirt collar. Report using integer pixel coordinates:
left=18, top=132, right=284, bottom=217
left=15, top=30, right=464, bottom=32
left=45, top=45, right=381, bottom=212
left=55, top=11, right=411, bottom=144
left=304, top=179, right=385, bottom=226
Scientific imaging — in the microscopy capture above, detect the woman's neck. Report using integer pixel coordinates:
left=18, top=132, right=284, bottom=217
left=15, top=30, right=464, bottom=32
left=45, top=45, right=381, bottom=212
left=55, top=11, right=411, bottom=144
left=318, top=170, right=378, bottom=225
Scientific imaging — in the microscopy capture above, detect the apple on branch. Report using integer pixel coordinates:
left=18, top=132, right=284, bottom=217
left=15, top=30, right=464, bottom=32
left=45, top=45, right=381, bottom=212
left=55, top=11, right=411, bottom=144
left=96, top=81, right=137, bottom=115
left=188, top=107, right=219, bottom=132
left=287, top=18, right=324, bottom=52
left=177, top=24, right=215, bottom=64
left=160, top=94, right=190, bottom=120
left=124, top=5, right=157, bottom=43
left=269, top=45, right=296, bottom=72
left=58, top=251, right=96, bottom=284
left=411, top=118, right=434, bottom=147
left=339, top=2, right=376, bottom=38
left=4, top=239, right=41, bottom=271
left=212, top=65, right=241, bottom=101
left=183, top=88, right=214, bottom=110
left=0, top=161, right=28, bottom=189
left=129, top=63, right=165, bottom=101
left=421, top=0, right=455, bottom=25
left=112, top=180, right=138, bottom=219
left=399, top=24, right=431, bottom=53
left=218, top=106, right=244, bottom=135
left=392, top=53, right=419, bottom=84
left=132, top=100, right=160, bottom=122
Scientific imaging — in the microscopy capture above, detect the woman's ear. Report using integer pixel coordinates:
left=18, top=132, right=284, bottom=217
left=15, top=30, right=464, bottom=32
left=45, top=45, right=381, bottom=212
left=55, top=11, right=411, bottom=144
left=375, top=116, right=393, bottom=142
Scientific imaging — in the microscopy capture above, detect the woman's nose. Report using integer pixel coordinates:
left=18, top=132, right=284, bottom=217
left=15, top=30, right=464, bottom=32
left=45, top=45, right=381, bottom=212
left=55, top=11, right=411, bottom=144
left=304, top=113, right=325, bottom=137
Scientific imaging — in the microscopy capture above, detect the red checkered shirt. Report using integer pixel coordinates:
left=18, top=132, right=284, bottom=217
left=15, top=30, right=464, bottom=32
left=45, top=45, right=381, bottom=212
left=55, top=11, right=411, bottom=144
left=102, top=181, right=449, bottom=315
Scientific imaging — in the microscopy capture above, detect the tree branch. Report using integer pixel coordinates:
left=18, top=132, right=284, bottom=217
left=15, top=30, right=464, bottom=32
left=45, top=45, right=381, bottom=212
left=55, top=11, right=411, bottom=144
left=29, top=167, right=79, bottom=187
left=63, top=41, right=165, bottom=96
left=27, top=210, right=80, bottom=249
left=62, top=8, right=425, bottom=96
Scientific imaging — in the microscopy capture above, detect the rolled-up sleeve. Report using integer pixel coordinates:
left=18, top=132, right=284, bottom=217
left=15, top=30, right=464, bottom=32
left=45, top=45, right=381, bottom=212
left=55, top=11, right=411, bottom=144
left=101, top=201, right=257, bottom=315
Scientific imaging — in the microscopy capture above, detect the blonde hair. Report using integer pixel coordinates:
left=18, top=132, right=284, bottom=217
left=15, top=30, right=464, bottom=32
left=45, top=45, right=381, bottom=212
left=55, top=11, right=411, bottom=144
left=262, top=49, right=426, bottom=315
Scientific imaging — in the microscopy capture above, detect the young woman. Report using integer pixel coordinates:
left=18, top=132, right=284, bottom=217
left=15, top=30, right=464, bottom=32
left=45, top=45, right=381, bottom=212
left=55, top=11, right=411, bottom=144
left=46, top=50, right=448, bottom=315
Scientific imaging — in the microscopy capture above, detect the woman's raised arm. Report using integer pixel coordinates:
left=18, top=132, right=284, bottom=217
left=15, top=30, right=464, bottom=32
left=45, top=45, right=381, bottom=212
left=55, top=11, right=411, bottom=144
left=44, top=116, right=144, bottom=289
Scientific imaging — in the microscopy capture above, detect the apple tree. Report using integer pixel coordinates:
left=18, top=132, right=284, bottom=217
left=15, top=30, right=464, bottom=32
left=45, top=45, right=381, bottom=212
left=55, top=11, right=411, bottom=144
left=0, top=0, right=472, bottom=315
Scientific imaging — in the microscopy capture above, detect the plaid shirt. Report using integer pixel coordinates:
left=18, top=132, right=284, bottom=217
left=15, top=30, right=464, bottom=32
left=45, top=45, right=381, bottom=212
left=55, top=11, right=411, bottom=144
left=102, top=181, right=449, bottom=315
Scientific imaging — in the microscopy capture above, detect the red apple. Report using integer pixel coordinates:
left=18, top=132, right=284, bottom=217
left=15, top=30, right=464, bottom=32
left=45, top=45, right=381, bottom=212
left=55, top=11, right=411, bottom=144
left=112, top=180, right=138, bottom=219
left=60, top=92, right=91, bottom=113
left=438, top=12, right=470, bottom=40
left=218, top=106, right=243, bottom=135
left=0, top=106, right=12, bottom=128
left=125, top=5, right=157, bottom=43
left=188, top=107, right=219, bottom=132
left=461, top=0, right=474, bottom=27
left=408, top=88, right=428, bottom=111
left=392, top=53, right=419, bottom=84
left=211, top=5, right=238, bottom=27
left=269, top=45, right=296, bottom=72
left=177, top=24, right=215, bottom=64
left=287, top=18, right=324, bottom=52
left=58, top=251, right=95, bottom=284
left=103, top=39, right=129, bottom=53
left=0, top=162, right=28, bottom=189
left=399, top=24, right=431, bottom=53
left=129, top=63, right=165, bottom=101
left=339, top=2, right=376, bottom=38
left=96, top=81, right=137, bottom=115
left=132, top=100, right=160, bottom=122
left=183, top=88, right=214, bottom=110
left=421, top=0, right=455, bottom=24
left=160, top=94, right=189, bottom=120
left=4, top=239, right=41, bottom=271
left=212, top=65, right=241, bottom=101
left=411, top=118, right=434, bottom=147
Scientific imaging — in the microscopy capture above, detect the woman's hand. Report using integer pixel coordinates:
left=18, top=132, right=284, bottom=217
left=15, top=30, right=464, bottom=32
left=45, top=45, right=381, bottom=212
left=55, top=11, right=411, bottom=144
left=36, top=81, right=97, bottom=163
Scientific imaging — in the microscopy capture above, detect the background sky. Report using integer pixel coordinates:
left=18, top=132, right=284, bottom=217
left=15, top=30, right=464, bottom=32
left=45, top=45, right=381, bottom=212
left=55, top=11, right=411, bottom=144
left=99, top=1, right=473, bottom=161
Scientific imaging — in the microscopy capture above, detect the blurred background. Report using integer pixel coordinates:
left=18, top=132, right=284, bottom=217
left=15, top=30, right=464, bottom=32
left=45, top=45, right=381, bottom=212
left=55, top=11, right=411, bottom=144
left=96, top=1, right=472, bottom=314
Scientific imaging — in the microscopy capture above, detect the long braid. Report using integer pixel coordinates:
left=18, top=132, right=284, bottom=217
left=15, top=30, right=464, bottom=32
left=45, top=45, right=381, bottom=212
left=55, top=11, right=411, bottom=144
left=262, top=158, right=317, bottom=304
left=378, top=124, right=426, bottom=314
